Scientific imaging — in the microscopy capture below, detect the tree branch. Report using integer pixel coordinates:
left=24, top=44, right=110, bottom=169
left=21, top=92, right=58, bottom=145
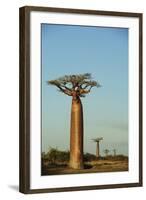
left=56, top=85, right=72, bottom=96
left=47, top=73, right=101, bottom=98
left=60, top=84, right=72, bottom=91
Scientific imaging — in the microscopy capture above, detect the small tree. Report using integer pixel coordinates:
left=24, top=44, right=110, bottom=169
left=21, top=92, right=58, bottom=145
left=47, top=73, right=101, bottom=169
left=113, top=149, right=116, bottom=156
left=104, top=149, right=110, bottom=157
left=47, top=148, right=59, bottom=164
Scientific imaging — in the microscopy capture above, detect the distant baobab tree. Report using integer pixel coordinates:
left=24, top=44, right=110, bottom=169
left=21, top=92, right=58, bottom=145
left=47, top=73, right=101, bottom=169
left=92, top=137, right=103, bottom=159
left=113, top=149, right=116, bottom=156
left=104, top=149, right=110, bottom=157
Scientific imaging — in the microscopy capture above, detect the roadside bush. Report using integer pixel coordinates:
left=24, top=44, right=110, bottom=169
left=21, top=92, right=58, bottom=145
left=42, top=148, right=69, bottom=164
left=84, top=153, right=97, bottom=162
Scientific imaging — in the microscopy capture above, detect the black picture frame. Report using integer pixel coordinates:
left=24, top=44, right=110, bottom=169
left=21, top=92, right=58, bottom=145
left=19, top=6, right=143, bottom=194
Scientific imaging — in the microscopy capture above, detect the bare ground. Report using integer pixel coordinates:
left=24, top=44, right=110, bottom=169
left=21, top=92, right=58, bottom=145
left=42, top=159, right=128, bottom=176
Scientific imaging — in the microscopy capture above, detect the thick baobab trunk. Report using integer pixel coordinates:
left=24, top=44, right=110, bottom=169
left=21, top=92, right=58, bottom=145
left=69, top=97, right=84, bottom=169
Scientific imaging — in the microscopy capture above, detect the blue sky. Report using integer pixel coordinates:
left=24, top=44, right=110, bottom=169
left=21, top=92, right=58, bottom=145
left=41, top=24, right=128, bottom=156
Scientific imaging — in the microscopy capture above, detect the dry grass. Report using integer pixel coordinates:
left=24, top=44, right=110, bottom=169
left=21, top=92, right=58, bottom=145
left=42, top=159, right=128, bottom=176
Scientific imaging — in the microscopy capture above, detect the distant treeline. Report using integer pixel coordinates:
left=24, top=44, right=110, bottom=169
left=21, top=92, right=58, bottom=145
left=42, top=147, right=128, bottom=164
left=42, top=148, right=70, bottom=163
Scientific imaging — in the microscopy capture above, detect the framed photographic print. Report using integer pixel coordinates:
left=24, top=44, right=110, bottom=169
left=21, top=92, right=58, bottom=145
left=19, top=6, right=143, bottom=194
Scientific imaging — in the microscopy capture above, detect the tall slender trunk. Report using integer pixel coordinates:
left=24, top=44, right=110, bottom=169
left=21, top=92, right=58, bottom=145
left=96, top=142, right=100, bottom=158
left=69, top=97, right=84, bottom=169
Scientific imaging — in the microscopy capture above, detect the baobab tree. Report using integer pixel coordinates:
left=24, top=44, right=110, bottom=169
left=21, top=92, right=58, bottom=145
left=47, top=73, right=100, bottom=169
left=113, top=149, right=116, bottom=157
left=104, top=149, right=110, bottom=157
left=92, top=137, right=103, bottom=159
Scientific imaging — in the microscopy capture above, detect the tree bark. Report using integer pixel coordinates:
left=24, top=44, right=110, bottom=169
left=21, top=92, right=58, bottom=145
left=69, top=97, right=84, bottom=169
left=96, top=142, right=100, bottom=158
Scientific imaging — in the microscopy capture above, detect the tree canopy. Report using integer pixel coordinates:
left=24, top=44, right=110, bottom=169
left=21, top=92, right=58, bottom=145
left=92, top=137, right=103, bottom=142
left=47, top=73, right=101, bottom=98
left=104, top=149, right=110, bottom=156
